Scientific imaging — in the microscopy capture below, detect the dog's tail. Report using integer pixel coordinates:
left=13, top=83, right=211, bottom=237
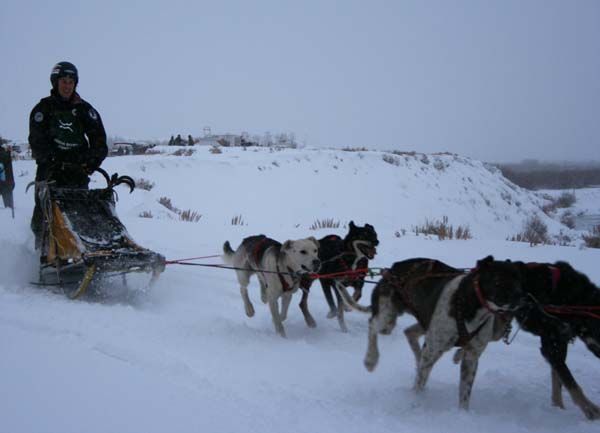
left=222, top=241, right=235, bottom=264
left=337, top=285, right=372, bottom=313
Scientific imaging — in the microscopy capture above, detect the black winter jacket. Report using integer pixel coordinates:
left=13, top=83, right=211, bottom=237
left=29, top=90, right=107, bottom=181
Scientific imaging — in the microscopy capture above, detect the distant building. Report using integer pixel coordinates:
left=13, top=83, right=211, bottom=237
left=196, top=134, right=242, bottom=147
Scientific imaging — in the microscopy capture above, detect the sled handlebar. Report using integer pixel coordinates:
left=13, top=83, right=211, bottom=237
left=26, top=165, right=136, bottom=194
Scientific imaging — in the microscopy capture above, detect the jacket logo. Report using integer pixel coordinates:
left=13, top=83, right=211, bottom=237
left=58, top=120, right=74, bottom=132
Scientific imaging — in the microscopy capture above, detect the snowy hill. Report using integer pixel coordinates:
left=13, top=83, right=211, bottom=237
left=1, top=146, right=599, bottom=433
left=90, top=146, right=563, bottom=240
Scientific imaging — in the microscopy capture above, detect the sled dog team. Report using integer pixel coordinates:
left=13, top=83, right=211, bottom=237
left=222, top=222, right=600, bottom=421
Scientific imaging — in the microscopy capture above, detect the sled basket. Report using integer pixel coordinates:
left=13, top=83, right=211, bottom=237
left=36, top=171, right=165, bottom=298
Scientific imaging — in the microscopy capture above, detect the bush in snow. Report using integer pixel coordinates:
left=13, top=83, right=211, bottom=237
left=138, top=210, right=153, bottom=218
left=555, top=191, right=576, bottom=208
left=135, top=178, right=155, bottom=191
left=342, top=146, right=368, bottom=152
left=582, top=225, right=600, bottom=249
left=559, top=211, right=576, bottom=229
left=382, top=154, right=400, bottom=166
left=510, top=215, right=550, bottom=246
left=394, top=229, right=407, bottom=237
left=542, top=191, right=576, bottom=216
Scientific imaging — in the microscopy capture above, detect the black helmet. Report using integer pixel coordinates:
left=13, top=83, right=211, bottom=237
left=50, top=61, right=78, bottom=88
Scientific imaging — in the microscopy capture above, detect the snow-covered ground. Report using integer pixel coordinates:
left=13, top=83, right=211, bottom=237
left=1, top=146, right=599, bottom=433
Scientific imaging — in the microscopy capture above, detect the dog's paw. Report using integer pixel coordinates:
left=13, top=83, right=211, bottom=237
left=245, top=303, right=255, bottom=317
left=305, top=316, right=317, bottom=328
left=582, top=403, right=600, bottom=420
left=364, top=353, right=378, bottom=372
left=452, top=349, right=463, bottom=364
left=326, top=310, right=336, bottom=319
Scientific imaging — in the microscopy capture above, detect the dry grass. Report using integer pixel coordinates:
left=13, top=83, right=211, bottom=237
left=413, top=216, right=472, bottom=240
left=180, top=209, right=202, bottom=222
left=158, top=196, right=201, bottom=223
left=510, top=215, right=550, bottom=245
left=309, top=218, right=341, bottom=230
left=342, top=146, right=368, bottom=152
left=135, top=178, right=155, bottom=191
left=382, top=154, right=400, bottom=166
left=158, top=196, right=178, bottom=213
left=560, top=211, right=575, bottom=229
left=582, top=225, right=600, bottom=248
left=542, top=191, right=577, bottom=215
left=231, top=215, right=245, bottom=226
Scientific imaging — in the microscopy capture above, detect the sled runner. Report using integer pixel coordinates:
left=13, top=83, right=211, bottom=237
left=33, top=168, right=165, bottom=299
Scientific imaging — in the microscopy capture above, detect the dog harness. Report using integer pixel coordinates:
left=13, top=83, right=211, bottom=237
left=526, top=263, right=561, bottom=290
left=249, top=235, right=297, bottom=292
left=454, top=283, right=492, bottom=347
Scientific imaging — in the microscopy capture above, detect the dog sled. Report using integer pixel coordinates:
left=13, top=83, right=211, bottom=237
left=32, top=168, right=165, bottom=299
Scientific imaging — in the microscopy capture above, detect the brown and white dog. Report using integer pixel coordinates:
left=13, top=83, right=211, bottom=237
left=347, top=256, right=523, bottom=411
left=223, top=235, right=320, bottom=338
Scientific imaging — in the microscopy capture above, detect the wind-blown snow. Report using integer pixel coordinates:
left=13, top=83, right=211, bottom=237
left=1, top=146, right=599, bottom=433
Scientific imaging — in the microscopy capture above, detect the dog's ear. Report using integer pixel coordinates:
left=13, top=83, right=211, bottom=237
left=349, top=220, right=356, bottom=229
left=366, top=223, right=374, bottom=230
left=307, top=236, right=319, bottom=248
left=476, top=255, right=494, bottom=268
left=282, top=240, right=293, bottom=250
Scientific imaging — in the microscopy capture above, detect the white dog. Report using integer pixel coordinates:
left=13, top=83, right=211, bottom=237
left=223, top=235, right=320, bottom=337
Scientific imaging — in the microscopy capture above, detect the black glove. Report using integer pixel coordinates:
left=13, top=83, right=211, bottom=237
left=83, top=158, right=101, bottom=174
left=36, top=155, right=55, bottom=166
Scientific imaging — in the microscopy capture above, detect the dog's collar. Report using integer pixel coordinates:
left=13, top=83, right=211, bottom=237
left=548, top=265, right=561, bottom=290
left=473, top=274, right=513, bottom=317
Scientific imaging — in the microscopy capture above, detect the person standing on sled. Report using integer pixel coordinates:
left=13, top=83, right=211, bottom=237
left=29, top=61, right=108, bottom=248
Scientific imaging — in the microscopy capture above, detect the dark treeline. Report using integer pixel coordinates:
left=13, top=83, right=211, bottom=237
left=496, top=160, right=600, bottom=190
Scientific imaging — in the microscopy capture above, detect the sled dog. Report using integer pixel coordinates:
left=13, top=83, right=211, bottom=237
left=299, top=221, right=378, bottom=332
left=509, top=261, right=599, bottom=419
left=357, top=256, right=522, bottom=411
left=223, top=235, right=320, bottom=338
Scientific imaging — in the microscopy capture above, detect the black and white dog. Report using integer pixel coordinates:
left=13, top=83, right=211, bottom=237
left=299, top=221, right=378, bottom=332
left=512, top=261, right=600, bottom=420
left=358, top=256, right=523, bottom=411
left=223, top=235, right=320, bottom=338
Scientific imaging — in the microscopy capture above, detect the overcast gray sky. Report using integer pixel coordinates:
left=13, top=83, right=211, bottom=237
left=1, top=0, right=598, bottom=162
